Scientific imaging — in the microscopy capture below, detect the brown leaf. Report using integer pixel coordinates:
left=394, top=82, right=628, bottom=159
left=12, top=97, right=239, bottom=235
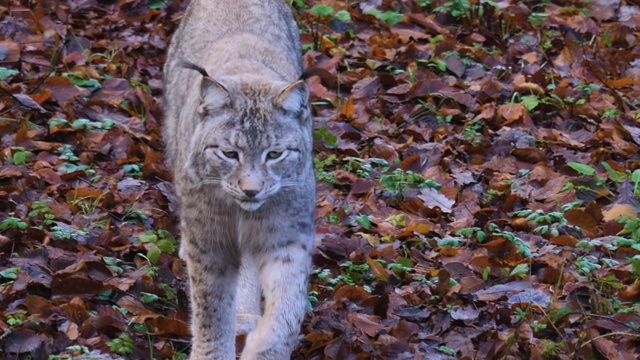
left=366, top=256, right=389, bottom=281
left=564, top=208, right=600, bottom=238
left=417, top=187, right=454, bottom=213
left=43, top=76, right=81, bottom=104
left=550, top=235, right=578, bottom=247
left=349, top=312, right=383, bottom=337
left=602, top=204, right=637, bottom=222
left=497, top=103, right=526, bottom=122
left=510, top=148, right=548, bottom=163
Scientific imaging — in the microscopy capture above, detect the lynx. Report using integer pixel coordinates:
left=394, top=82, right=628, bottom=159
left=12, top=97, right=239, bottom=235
left=162, top=0, right=315, bottom=358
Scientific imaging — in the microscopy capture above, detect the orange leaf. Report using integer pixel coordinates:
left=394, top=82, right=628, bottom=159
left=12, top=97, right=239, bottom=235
left=498, top=103, right=526, bottom=122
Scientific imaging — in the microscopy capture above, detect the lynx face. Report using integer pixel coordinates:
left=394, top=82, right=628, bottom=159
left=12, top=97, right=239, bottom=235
left=186, top=72, right=309, bottom=211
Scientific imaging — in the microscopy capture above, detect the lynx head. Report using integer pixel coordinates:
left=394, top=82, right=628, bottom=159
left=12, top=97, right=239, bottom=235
left=182, top=62, right=311, bottom=211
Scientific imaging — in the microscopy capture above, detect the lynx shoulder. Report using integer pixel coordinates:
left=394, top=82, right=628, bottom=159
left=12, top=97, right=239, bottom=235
left=162, top=0, right=315, bottom=359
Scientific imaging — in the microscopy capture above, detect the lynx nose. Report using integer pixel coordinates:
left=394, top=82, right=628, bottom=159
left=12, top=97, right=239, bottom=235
left=239, top=175, right=263, bottom=199
left=243, top=189, right=259, bottom=198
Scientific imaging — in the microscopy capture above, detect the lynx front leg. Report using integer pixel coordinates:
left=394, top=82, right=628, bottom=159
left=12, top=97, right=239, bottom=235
left=236, top=254, right=262, bottom=335
left=183, top=231, right=239, bottom=359
left=240, top=240, right=312, bottom=360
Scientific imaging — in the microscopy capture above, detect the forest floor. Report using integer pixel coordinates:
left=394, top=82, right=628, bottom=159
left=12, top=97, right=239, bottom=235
left=1, top=0, right=640, bottom=359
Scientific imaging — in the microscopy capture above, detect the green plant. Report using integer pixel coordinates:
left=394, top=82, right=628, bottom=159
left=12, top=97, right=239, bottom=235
left=540, top=339, right=562, bottom=358
left=71, top=118, right=114, bottom=130
left=121, top=203, right=149, bottom=222
left=310, top=4, right=351, bottom=22
left=416, top=53, right=447, bottom=72
left=159, top=283, right=179, bottom=307
left=514, top=202, right=582, bottom=237
left=575, top=82, right=601, bottom=95
left=462, top=119, right=485, bottom=144
left=130, top=78, right=152, bottom=93
left=315, top=261, right=372, bottom=289
left=313, top=128, right=337, bottom=148
left=485, top=223, right=535, bottom=258
left=69, top=191, right=105, bottom=215
left=29, top=201, right=55, bottom=228
left=0, top=213, right=28, bottom=231
left=120, top=99, right=147, bottom=122
left=139, top=229, right=178, bottom=264
left=558, top=5, right=589, bottom=16
left=0, top=66, right=19, bottom=79
left=602, top=108, right=621, bottom=119
left=103, top=257, right=125, bottom=275
left=58, top=163, right=96, bottom=176
left=50, top=225, right=88, bottom=240
left=5, top=310, right=27, bottom=326
left=436, top=345, right=457, bottom=356
left=387, top=257, right=413, bottom=273
left=63, top=72, right=101, bottom=88
left=313, top=154, right=337, bottom=183
left=0, top=266, right=21, bottom=281
left=619, top=215, right=640, bottom=243
left=56, top=144, right=80, bottom=161
left=106, top=333, right=134, bottom=355
left=509, top=263, right=530, bottom=279
left=147, top=0, right=167, bottom=10
left=457, top=227, right=487, bottom=242
left=6, top=146, right=33, bottom=165
left=365, top=9, right=404, bottom=25
left=353, top=214, right=373, bottom=230
left=123, top=163, right=143, bottom=178
left=379, top=168, right=441, bottom=198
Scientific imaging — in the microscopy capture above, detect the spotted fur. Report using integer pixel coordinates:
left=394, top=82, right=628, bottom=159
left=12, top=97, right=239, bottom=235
left=163, top=0, right=314, bottom=358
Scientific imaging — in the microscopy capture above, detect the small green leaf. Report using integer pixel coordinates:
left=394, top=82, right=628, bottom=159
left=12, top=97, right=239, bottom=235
left=147, top=245, right=160, bottom=264
left=632, top=169, right=640, bottom=183
left=482, top=266, right=491, bottom=280
left=139, top=233, right=158, bottom=243
left=567, top=162, right=596, bottom=176
left=385, top=214, right=406, bottom=227
left=334, top=10, right=351, bottom=22
left=49, top=117, right=68, bottom=128
left=147, top=0, right=166, bottom=10
left=521, top=95, right=540, bottom=111
left=311, top=4, right=334, bottom=17
left=510, top=263, right=529, bottom=278
left=439, top=237, right=460, bottom=247
left=380, top=11, right=404, bottom=25
left=156, top=239, right=176, bottom=254
left=71, top=118, right=101, bottom=130
left=396, top=257, right=413, bottom=268
left=12, top=151, right=26, bottom=165
left=140, top=292, right=161, bottom=303
left=0, top=67, right=19, bottom=79
left=355, top=215, right=372, bottom=230
left=0, top=266, right=20, bottom=280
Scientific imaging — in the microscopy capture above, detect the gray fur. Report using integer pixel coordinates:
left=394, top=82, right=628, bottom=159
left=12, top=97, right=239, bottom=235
left=163, top=0, right=314, bottom=358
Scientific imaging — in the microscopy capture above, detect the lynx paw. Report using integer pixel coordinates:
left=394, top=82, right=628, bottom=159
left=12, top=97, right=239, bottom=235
left=236, top=313, right=261, bottom=335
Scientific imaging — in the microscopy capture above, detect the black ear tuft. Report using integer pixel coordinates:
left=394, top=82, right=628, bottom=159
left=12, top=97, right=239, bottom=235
left=181, top=61, right=210, bottom=78
left=182, top=61, right=231, bottom=116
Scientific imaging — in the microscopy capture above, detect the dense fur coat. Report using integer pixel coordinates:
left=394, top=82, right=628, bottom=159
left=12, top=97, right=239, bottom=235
left=163, top=0, right=315, bottom=358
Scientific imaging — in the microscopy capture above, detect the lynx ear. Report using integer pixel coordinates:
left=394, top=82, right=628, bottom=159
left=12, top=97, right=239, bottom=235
left=199, top=77, right=231, bottom=116
left=275, top=80, right=308, bottom=115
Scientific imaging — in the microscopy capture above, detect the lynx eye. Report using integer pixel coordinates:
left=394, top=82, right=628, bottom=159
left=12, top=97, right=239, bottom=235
left=221, top=150, right=239, bottom=160
left=266, top=150, right=284, bottom=160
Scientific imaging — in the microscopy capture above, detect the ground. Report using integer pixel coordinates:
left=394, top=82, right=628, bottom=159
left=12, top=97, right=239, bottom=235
left=1, top=0, right=640, bottom=359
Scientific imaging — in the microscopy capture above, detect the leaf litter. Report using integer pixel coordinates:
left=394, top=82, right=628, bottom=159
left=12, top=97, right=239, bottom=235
left=1, top=0, right=640, bottom=359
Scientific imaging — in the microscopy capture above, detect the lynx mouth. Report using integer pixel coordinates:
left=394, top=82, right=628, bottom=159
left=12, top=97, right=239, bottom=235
left=238, top=199, right=264, bottom=211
